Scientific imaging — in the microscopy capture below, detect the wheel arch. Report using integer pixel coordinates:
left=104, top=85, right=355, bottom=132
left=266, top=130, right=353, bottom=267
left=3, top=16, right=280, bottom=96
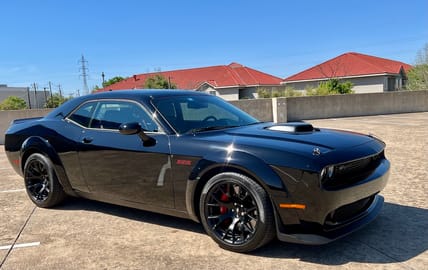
left=185, top=151, right=288, bottom=223
left=20, top=136, right=76, bottom=196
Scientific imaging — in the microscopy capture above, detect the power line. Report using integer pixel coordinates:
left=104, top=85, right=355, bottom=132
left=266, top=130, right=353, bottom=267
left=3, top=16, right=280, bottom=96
left=79, top=55, right=89, bottom=95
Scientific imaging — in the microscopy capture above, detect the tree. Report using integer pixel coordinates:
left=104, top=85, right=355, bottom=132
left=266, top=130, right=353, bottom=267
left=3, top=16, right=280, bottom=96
left=0, top=96, right=27, bottom=110
left=45, top=93, right=71, bottom=108
left=103, top=76, right=125, bottom=87
left=143, top=74, right=177, bottom=89
left=406, top=43, right=428, bottom=90
left=415, top=43, right=428, bottom=65
left=406, top=65, right=428, bottom=90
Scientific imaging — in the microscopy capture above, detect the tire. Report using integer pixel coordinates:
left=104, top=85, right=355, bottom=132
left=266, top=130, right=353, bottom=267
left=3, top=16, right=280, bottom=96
left=24, top=153, right=67, bottom=208
left=199, top=172, right=275, bottom=252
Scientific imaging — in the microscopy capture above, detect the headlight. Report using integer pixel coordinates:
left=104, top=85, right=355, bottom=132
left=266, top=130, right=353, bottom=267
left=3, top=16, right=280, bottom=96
left=321, top=165, right=335, bottom=180
left=327, top=165, right=335, bottom=178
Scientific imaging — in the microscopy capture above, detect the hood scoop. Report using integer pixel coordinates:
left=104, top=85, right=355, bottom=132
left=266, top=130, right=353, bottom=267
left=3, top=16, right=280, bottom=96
left=266, top=122, right=314, bottom=133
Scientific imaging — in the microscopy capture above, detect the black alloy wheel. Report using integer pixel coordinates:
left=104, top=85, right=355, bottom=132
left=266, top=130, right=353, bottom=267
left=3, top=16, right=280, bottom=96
left=24, top=153, right=66, bottom=208
left=200, top=172, right=275, bottom=252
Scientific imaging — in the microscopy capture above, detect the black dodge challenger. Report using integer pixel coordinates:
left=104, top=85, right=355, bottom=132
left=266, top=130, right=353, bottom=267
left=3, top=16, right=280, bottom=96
left=4, top=90, right=390, bottom=252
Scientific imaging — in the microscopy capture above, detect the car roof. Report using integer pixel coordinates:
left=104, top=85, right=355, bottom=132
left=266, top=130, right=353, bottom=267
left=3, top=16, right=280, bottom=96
left=45, top=89, right=208, bottom=119
left=92, top=89, right=206, bottom=99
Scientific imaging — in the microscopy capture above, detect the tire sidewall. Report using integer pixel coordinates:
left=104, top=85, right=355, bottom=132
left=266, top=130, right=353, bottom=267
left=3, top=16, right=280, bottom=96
left=24, top=153, right=60, bottom=208
left=199, top=172, right=273, bottom=252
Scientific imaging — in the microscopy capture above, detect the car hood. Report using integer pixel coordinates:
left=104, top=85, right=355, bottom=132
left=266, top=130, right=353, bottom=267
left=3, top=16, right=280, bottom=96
left=225, top=123, right=374, bottom=151
left=191, top=123, right=384, bottom=171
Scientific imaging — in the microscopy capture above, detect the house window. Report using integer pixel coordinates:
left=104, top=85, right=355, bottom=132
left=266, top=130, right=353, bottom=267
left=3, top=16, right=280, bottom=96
left=208, top=90, right=216, bottom=96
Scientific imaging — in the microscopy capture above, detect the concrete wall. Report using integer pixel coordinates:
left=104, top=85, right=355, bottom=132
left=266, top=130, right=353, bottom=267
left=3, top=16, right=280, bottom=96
left=1, top=91, right=427, bottom=144
left=230, top=98, right=273, bottom=122
left=285, top=90, right=428, bottom=121
left=233, top=90, right=428, bottom=122
left=1, top=109, right=52, bottom=144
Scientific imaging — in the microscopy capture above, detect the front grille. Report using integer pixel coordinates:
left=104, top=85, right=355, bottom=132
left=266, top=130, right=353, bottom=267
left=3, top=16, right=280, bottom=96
left=325, top=195, right=375, bottom=226
left=322, top=151, right=384, bottom=190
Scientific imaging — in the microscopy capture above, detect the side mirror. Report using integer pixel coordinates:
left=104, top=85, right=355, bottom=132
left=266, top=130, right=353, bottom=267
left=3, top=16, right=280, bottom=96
left=119, top=122, right=156, bottom=146
left=119, top=122, right=141, bottom=135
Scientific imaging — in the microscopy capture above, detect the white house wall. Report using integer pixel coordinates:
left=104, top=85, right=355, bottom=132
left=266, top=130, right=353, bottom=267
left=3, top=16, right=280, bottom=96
left=200, top=86, right=239, bottom=101
left=349, top=76, right=385, bottom=93
left=216, top=87, right=240, bottom=101
left=284, top=75, right=388, bottom=94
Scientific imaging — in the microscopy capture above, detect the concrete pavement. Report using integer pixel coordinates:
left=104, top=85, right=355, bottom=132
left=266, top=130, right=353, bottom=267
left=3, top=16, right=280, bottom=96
left=1, top=112, right=427, bottom=270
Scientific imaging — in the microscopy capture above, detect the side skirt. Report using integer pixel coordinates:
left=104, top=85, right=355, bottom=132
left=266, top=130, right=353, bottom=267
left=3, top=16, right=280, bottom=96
left=74, top=190, right=191, bottom=220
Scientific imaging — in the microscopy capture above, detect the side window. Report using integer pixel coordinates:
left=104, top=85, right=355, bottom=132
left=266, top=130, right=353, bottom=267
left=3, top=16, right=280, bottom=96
left=68, top=102, right=96, bottom=128
left=92, top=101, right=159, bottom=132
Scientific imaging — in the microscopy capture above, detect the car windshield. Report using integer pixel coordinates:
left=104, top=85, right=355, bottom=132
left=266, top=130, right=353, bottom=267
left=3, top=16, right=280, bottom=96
left=152, top=95, right=260, bottom=134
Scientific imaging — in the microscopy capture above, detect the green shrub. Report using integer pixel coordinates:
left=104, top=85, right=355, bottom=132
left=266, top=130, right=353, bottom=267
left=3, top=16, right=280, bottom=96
left=0, top=96, right=27, bottom=110
left=306, top=79, right=354, bottom=96
left=257, top=87, right=302, bottom=98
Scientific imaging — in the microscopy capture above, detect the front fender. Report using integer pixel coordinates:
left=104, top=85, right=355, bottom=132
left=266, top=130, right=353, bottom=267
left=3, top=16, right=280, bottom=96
left=20, top=136, right=76, bottom=196
left=185, top=150, right=289, bottom=222
left=191, top=150, right=286, bottom=191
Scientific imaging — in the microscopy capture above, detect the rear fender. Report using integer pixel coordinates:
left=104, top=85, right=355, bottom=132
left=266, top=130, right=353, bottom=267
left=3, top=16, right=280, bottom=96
left=20, top=136, right=76, bottom=196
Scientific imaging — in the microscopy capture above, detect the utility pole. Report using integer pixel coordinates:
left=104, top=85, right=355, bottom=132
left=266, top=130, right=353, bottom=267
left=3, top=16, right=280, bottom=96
left=48, top=81, right=53, bottom=108
left=26, top=87, right=32, bottom=109
left=43, top=87, right=48, bottom=106
left=33, top=83, right=38, bottom=108
left=58, top=84, right=62, bottom=99
left=79, top=55, right=89, bottom=95
left=102, top=72, right=105, bottom=86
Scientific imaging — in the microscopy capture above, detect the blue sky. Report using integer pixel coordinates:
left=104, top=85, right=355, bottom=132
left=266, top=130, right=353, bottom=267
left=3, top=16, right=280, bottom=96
left=1, top=0, right=427, bottom=96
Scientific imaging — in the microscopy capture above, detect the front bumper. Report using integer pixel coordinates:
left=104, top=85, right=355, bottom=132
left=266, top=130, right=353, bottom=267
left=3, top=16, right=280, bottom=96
left=273, top=157, right=389, bottom=244
left=276, top=195, right=384, bottom=244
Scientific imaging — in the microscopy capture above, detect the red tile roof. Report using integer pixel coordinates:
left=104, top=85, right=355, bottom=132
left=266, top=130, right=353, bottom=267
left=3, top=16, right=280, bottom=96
left=99, top=62, right=282, bottom=91
left=284, top=52, right=413, bottom=82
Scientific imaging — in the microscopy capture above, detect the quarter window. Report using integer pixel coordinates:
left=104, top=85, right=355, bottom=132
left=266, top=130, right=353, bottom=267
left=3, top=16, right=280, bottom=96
left=68, top=102, right=96, bottom=128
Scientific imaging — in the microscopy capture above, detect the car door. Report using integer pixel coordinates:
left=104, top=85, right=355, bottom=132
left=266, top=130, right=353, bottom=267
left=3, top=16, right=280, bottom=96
left=71, top=99, right=174, bottom=208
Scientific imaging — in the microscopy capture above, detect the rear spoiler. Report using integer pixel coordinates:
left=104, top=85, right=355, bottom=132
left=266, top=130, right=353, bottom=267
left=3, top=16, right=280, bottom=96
left=11, top=117, right=44, bottom=125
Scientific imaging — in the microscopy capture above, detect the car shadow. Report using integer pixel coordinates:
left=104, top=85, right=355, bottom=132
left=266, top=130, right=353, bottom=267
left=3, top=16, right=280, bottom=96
left=253, top=202, right=428, bottom=265
left=56, top=197, right=205, bottom=234
left=57, top=199, right=427, bottom=265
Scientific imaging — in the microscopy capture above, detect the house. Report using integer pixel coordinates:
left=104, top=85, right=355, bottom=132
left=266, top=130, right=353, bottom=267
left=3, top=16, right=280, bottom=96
left=98, top=63, right=283, bottom=100
left=0, top=84, right=46, bottom=109
left=282, top=52, right=413, bottom=93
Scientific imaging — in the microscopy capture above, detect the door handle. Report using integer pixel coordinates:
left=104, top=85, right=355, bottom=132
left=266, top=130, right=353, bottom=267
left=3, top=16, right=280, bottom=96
left=82, top=137, right=93, bottom=144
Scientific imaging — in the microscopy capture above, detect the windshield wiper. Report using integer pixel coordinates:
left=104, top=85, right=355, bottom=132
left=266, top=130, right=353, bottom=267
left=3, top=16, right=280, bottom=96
left=246, top=121, right=265, bottom=125
left=189, top=125, right=239, bottom=134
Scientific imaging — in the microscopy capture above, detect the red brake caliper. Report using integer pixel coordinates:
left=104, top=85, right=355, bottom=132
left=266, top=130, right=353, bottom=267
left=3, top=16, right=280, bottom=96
left=220, top=193, right=229, bottom=214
